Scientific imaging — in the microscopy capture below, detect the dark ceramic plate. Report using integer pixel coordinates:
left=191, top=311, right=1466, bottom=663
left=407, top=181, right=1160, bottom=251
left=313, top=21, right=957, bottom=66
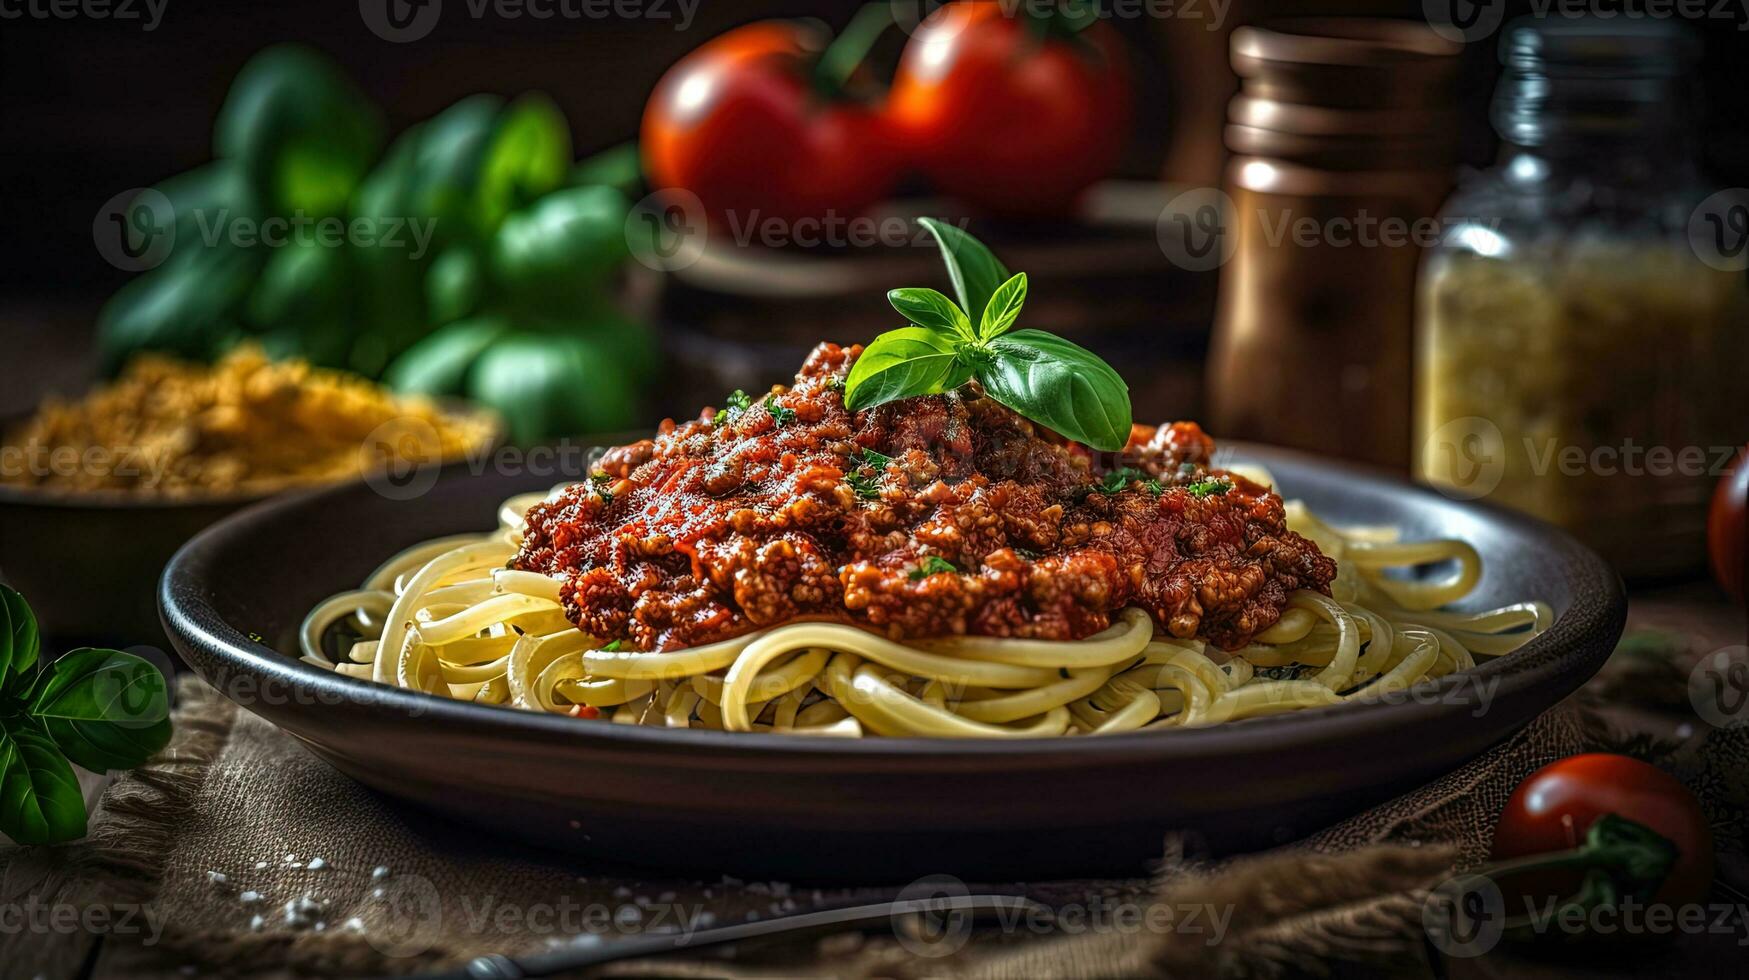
left=160, top=446, right=1625, bottom=881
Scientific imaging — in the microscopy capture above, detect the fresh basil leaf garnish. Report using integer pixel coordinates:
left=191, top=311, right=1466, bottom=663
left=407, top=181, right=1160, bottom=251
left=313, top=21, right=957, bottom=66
left=978, top=273, right=1027, bottom=341
left=916, top=217, right=1010, bottom=325
left=843, top=326, right=971, bottom=412
left=844, top=221, right=1132, bottom=452
left=978, top=330, right=1132, bottom=452
left=888, top=287, right=974, bottom=342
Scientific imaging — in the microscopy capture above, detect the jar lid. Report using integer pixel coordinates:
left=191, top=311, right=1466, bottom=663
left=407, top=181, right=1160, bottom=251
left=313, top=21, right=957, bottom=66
left=1493, top=16, right=1699, bottom=145
left=1500, top=16, right=1701, bottom=77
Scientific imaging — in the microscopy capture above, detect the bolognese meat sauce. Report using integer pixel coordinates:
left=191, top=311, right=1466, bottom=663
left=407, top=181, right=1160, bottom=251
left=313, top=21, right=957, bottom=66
left=513, top=343, right=1335, bottom=651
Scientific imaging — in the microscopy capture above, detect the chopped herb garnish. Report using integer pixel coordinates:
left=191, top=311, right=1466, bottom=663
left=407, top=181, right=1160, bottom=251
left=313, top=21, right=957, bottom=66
left=1096, top=467, right=1151, bottom=495
left=909, top=556, right=958, bottom=580
left=1142, top=479, right=1164, bottom=497
left=600, top=640, right=622, bottom=652
left=858, top=446, right=892, bottom=470
left=590, top=471, right=614, bottom=503
left=715, top=389, right=753, bottom=427
left=846, top=471, right=881, bottom=500
left=1015, top=547, right=1043, bottom=560
left=766, top=401, right=797, bottom=426
left=826, top=378, right=845, bottom=394
left=1185, top=479, right=1232, bottom=498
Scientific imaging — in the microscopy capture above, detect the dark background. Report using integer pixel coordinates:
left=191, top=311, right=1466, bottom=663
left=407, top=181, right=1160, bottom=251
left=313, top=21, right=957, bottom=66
left=2, top=0, right=1747, bottom=404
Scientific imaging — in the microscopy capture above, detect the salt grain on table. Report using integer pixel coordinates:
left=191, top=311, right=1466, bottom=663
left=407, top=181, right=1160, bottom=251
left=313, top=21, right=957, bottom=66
left=283, top=896, right=324, bottom=930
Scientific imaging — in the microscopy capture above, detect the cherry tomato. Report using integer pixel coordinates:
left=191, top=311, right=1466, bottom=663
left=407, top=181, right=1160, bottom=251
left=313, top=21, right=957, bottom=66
left=1492, top=754, right=1713, bottom=908
left=888, top=1, right=1133, bottom=216
left=641, top=20, right=900, bottom=229
left=1709, top=444, right=1746, bottom=603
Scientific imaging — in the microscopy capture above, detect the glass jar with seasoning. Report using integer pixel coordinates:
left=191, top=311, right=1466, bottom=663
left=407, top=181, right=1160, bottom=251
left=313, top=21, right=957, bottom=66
left=1415, top=17, right=1749, bottom=579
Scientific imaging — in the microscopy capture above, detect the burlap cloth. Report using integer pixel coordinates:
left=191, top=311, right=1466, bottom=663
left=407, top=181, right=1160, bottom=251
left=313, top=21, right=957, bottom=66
left=4, top=599, right=1745, bottom=980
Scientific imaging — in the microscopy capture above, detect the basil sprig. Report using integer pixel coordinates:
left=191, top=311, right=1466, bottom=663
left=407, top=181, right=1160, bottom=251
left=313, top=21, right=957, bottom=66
left=844, top=219, right=1133, bottom=451
left=0, top=585, right=172, bottom=845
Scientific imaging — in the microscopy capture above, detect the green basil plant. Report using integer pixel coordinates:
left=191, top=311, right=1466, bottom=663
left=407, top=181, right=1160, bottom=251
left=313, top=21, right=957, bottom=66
left=0, top=586, right=172, bottom=846
left=99, top=44, right=656, bottom=443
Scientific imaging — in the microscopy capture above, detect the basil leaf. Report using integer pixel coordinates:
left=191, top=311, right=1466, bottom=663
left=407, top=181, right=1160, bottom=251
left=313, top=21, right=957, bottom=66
left=0, top=726, right=87, bottom=845
left=1, top=585, right=40, bottom=684
left=844, top=327, right=970, bottom=412
left=918, top=218, right=1010, bottom=325
left=979, top=273, right=1028, bottom=341
left=976, top=330, right=1133, bottom=451
left=31, top=649, right=172, bottom=774
left=474, top=93, right=573, bottom=233
left=887, top=287, right=972, bottom=341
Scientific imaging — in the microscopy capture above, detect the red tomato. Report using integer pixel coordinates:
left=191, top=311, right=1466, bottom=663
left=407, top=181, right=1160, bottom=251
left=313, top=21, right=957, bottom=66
left=641, top=21, right=900, bottom=229
left=1492, top=754, right=1713, bottom=909
left=1709, top=445, right=1746, bottom=603
left=888, top=1, right=1133, bottom=216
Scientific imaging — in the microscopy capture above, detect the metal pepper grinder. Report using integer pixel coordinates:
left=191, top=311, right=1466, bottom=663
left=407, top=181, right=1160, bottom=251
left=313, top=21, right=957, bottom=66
left=1204, top=20, right=1461, bottom=471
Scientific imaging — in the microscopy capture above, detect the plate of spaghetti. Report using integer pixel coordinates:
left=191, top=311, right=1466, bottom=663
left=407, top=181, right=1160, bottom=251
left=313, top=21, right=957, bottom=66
left=161, top=223, right=1624, bottom=877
